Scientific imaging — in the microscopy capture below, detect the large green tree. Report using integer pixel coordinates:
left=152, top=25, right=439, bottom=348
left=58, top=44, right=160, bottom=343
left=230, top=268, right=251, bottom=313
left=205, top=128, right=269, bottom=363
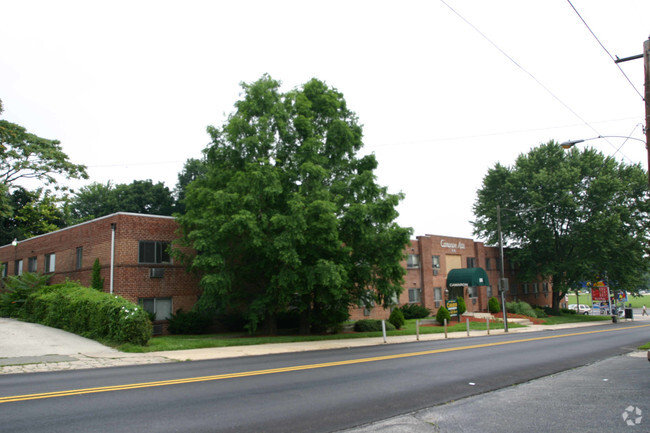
left=68, top=179, right=176, bottom=223
left=0, top=98, right=88, bottom=238
left=177, top=75, right=411, bottom=334
left=473, top=141, right=650, bottom=310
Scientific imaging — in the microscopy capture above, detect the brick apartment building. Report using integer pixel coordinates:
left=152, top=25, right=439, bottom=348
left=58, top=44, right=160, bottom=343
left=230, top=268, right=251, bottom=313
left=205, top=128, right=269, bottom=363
left=0, top=213, right=201, bottom=330
left=1, top=213, right=552, bottom=326
left=349, top=234, right=554, bottom=320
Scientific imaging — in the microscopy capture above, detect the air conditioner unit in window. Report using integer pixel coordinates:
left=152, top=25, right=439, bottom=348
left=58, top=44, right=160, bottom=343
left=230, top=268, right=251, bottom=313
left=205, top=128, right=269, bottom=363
left=149, top=268, right=165, bottom=278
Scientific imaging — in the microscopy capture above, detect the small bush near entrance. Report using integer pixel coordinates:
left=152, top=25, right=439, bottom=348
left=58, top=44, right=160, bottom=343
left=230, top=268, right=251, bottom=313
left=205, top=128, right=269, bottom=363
left=488, top=297, right=501, bottom=313
left=23, top=281, right=152, bottom=345
left=506, top=300, right=537, bottom=318
left=457, top=297, right=467, bottom=315
left=353, top=319, right=396, bottom=333
left=436, top=306, right=451, bottom=324
left=388, top=308, right=405, bottom=329
left=167, top=309, right=213, bottom=334
left=398, top=304, right=431, bottom=319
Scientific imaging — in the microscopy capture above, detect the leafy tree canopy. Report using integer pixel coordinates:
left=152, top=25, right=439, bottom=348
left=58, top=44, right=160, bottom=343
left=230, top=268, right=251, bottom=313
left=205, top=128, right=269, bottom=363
left=0, top=187, right=66, bottom=245
left=177, top=75, right=412, bottom=334
left=0, top=98, right=88, bottom=237
left=0, top=98, right=88, bottom=191
left=473, top=141, right=650, bottom=309
left=68, top=179, right=176, bottom=223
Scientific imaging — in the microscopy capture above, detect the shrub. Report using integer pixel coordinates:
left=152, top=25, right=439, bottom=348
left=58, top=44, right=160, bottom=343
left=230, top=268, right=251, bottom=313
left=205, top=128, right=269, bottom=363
left=506, top=300, right=537, bottom=318
left=91, top=258, right=104, bottom=291
left=353, top=319, right=396, bottom=333
left=488, top=297, right=501, bottom=314
left=399, top=304, right=431, bottom=319
left=388, top=308, right=405, bottom=329
left=533, top=307, right=548, bottom=318
left=457, top=297, right=467, bottom=315
left=167, top=309, right=213, bottom=334
left=435, top=306, right=451, bottom=324
left=0, top=273, right=50, bottom=317
left=23, top=281, right=152, bottom=345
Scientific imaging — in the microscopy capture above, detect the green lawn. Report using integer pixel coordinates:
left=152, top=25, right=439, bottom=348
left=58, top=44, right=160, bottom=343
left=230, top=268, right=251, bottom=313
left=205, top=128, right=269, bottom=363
left=117, top=318, right=518, bottom=353
left=567, top=293, right=650, bottom=308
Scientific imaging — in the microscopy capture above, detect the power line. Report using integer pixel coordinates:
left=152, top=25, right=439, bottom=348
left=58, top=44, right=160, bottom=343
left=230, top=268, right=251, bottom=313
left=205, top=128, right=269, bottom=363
left=565, top=0, right=645, bottom=101
left=438, top=0, right=634, bottom=163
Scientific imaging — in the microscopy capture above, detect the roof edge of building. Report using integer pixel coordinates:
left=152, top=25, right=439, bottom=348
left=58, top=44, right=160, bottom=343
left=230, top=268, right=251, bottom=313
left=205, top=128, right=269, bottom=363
left=1, top=212, right=176, bottom=248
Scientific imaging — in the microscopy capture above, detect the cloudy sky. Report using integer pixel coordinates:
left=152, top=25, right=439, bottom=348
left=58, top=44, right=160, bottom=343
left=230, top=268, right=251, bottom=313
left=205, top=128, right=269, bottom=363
left=1, top=0, right=648, bottom=240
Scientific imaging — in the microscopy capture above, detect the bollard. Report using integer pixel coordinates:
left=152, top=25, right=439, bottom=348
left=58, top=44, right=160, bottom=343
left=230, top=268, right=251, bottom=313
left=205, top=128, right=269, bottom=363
left=444, top=318, right=448, bottom=338
left=466, top=318, right=470, bottom=336
left=381, top=320, right=387, bottom=343
left=487, top=317, right=490, bottom=335
left=416, top=319, right=420, bottom=341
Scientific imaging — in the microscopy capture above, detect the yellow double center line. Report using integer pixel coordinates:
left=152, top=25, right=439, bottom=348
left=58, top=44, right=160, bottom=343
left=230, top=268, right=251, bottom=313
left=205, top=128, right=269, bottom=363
left=2, top=324, right=648, bottom=404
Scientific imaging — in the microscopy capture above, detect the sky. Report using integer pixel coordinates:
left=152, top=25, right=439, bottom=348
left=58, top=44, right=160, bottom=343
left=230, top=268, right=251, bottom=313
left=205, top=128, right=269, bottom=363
left=1, top=0, right=648, bottom=240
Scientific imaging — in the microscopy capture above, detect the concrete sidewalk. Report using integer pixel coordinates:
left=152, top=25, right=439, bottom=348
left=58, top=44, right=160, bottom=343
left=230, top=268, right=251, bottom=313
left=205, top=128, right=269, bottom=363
left=1, top=315, right=647, bottom=375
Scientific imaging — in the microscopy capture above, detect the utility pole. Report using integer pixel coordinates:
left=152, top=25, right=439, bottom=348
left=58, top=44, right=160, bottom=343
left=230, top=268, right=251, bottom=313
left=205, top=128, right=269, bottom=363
left=643, top=38, right=650, bottom=185
left=615, top=37, right=650, bottom=186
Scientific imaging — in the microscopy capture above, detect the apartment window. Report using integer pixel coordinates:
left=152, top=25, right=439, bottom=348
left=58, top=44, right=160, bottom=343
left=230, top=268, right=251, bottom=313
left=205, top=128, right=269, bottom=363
left=487, top=285, right=493, bottom=299
left=75, top=247, right=83, bottom=270
left=406, top=254, right=420, bottom=269
left=27, top=256, right=38, bottom=273
left=510, top=283, right=518, bottom=296
left=139, top=297, right=172, bottom=321
left=139, top=241, right=171, bottom=264
left=14, top=259, right=23, bottom=275
left=543, top=282, right=549, bottom=292
left=485, top=258, right=492, bottom=270
left=432, top=255, right=440, bottom=269
left=522, top=283, right=529, bottom=295
left=45, top=253, right=56, bottom=273
left=533, top=283, right=539, bottom=294
left=1, top=262, right=7, bottom=278
left=466, top=257, right=476, bottom=268
left=468, top=286, right=477, bottom=298
left=434, top=287, right=442, bottom=308
left=408, top=287, right=421, bottom=303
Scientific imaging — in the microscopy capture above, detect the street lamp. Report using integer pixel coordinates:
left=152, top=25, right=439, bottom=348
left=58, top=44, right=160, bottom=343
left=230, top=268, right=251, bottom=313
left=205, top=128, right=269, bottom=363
left=560, top=135, right=646, bottom=149
left=560, top=135, right=649, bottom=186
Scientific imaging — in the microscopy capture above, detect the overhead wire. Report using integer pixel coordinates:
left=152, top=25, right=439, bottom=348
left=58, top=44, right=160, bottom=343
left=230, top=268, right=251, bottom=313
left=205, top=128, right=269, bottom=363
left=438, top=0, right=636, bottom=163
left=565, top=0, right=645, bottom=102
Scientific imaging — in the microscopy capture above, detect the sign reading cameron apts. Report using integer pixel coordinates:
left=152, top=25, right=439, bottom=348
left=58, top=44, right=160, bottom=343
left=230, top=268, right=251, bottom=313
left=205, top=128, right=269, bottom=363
left=446, top=299, right=458, bottom=315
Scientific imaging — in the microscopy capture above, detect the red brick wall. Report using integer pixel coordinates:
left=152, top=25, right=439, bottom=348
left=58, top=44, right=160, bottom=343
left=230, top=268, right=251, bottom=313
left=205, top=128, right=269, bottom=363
left=0, top=213, right=201, bottom=313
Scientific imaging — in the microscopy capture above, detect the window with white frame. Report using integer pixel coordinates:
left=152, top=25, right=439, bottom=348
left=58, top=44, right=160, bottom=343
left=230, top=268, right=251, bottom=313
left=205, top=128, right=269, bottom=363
left=485, top=258, right=492, bottom=270
left=522, top=283, right=529, bottom=295
left=487, top=285, right=493, bottom=299
left=1, top=262, right=7, bottom=278
left=45, top=253, right=56, bottom=273
left=406, top=254, right=420, bottom=269
left=434, top=287, right=442, bottom=307
left=14, top=259, right=23, bottom=275
left=408, top=287, right=421, bottom=303
left=543, top=282, right=549, bottom=292
left=28, top=256, right=37, bottom=273
left=432, top=255, right=440, bottom=269
left=533, top=283, right=539, bottom=293
left=466, top=257, right=476, bottom=268
left=139, top=297, right=172, bottom=321
left=139, top=241, right=171, bottom=264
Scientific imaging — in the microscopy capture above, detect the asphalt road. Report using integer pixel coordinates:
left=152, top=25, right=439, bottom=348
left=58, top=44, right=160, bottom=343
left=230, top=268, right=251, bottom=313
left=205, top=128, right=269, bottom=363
left=1, top=322, right=649, bottom=433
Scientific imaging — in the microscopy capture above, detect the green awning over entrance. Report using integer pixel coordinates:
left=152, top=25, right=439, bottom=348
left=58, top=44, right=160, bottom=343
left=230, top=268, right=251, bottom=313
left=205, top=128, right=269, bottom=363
left=446, top=267, right=490, bottom=289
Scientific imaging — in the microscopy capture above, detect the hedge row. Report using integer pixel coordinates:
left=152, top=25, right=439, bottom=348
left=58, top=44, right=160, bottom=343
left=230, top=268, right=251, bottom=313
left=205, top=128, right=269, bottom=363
left=23, top=282, right=152, bottom=345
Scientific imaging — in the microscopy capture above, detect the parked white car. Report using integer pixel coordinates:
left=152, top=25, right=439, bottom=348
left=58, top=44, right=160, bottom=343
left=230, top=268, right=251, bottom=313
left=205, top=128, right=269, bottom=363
left=568, top=304, right=591, bottom=315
